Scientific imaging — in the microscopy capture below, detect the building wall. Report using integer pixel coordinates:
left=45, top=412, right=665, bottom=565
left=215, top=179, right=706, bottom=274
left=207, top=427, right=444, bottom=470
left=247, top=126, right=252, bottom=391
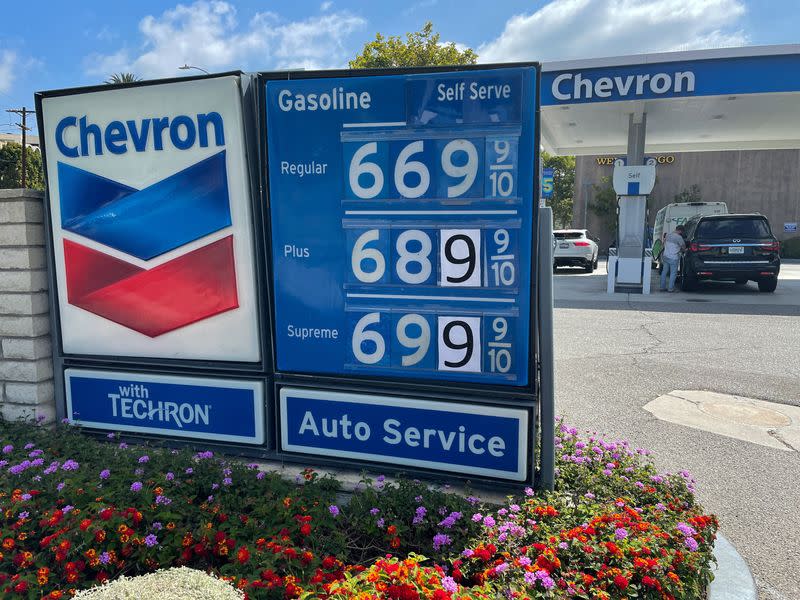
left=573, top=149, right=800, bottom=250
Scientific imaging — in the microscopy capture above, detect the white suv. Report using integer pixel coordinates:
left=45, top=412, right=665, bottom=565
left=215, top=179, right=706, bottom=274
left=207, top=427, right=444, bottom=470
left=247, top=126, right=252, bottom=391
left=553, top=229, right=599, bottom=273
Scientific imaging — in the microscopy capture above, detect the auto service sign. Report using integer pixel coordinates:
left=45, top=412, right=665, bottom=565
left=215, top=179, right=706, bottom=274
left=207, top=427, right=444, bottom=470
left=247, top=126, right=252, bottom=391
left=40, top=76, right=260, bottom=361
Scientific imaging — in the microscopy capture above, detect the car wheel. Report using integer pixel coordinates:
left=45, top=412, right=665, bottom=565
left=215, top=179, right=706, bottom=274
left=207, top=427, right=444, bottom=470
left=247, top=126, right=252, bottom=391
left=593, top=254, right=599, bottom=269
left=735, top=278, right=748, bottom=285
left=585, top=260, right=594, bottom=273
left=758, top=278, right=777, bottom=293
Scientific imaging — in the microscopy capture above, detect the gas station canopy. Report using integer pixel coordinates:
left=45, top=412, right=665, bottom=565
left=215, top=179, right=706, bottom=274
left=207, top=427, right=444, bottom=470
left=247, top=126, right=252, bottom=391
left=540, top=45, right=800, bottom=156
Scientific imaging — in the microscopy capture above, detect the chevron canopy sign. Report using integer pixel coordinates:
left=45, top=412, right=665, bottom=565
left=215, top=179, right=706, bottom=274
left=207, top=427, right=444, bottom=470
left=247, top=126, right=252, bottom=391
left=40, top=76, right=261, bottom=361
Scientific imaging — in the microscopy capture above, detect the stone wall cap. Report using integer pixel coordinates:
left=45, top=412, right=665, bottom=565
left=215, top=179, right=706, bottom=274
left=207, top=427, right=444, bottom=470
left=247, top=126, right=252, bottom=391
left=0, top=189, right=45, bottom=200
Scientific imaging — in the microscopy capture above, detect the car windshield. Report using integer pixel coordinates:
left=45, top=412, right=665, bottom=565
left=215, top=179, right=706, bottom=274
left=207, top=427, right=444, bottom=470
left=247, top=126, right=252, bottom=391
left=695, top=218, right=770, bottom=239
left=554, top=232, right=584, bottom=239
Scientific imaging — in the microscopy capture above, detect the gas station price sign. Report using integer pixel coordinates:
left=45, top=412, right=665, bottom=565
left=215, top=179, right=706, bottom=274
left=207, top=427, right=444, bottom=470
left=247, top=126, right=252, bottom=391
left=264, top=66, right=537, bottom=387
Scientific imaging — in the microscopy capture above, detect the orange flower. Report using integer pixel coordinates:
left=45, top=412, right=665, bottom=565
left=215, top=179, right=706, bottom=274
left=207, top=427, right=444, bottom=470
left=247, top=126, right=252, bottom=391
left=387, top=525, right=397, bottom=535
left=237, top=546, right=250, bottom=564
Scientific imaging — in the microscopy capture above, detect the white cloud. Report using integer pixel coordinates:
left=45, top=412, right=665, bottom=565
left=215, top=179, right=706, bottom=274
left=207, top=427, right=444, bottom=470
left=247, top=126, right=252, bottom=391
left=0, top=50, right=15, bottom=94
left=479, top=0, right=749, bottom=63
left=320, top=1, right=333, bottom=11
left=84, top=1, right=366, bottom=79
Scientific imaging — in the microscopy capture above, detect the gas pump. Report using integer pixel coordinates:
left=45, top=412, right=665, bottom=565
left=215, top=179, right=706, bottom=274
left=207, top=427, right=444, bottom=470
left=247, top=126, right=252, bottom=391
left=607, top=158, right=656, bottom=294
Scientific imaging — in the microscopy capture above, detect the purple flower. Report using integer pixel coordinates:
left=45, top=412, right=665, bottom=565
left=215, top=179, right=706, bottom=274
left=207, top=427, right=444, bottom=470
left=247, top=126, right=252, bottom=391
left=24, top=443, right=34, bottom=450
left=482, top=515, right=496, bottom=528
left=20, top=493, right=31, bottom=501
left=99, top=469, right=110, bottom=480
left=584, top=492, right=595, bottom=500
left=615, top=527, right=628, bottom=539
left=541, top=575, right=555, bottom=589
left=677, top=522, right=697, bottom=536
left=31, top=458, right=44, bottom=467
left=155, top=495, right=172, bottom=505
left=134, top=468, right=144, bottom=476
left=684, top=537, right=699, bottom=552
left=165, top=472, right=174, bottom=481
left=18, top=511, right=29, bottom=520
left=432, top=533, right=452, bottom=550
left=130, top=481, right=143, bottom=492
left=28, top=449, right=43, bottom=457
left=211, top=483, right=219, bottom=490
left=602, top=469, right=613, bottom=476
left=222, top=478, right=232, bottom=486
left=466, top=495, right=480, bottom=505
left=414, top=495, right=423, bottom=503
left=56, top=482, right=65, bottom=491
left=495, top=562, right=509, bottom=573
left=138, top=455, right=149, bottom=463
left=207, top=495, right=214, bottom=502
left=119, top=442, right=128, bottom=449
left=329, top=505, right=340, bottom=517
left=370, top=508, right=380, bottom=515
left=376, top=518, right=385, bottom=529
left=462, top=549, right=474, bottom=557
left=61, top=418, right=71, bottom=424
left=256, top=471, right=265, bottom=480
left=63, top=505, right=74, bottom=513
left=106, top=433, right=115, bottom=439
left=441, top=576, right=457, bottom=593
left=185, top=467, right=194, bottom=475
left=471, top=513, right=482, bottom=522
left=99, top=552, right=111, bottom=565
left=519, top=556, right=532, bottom=566
left=195, top=451, right=213, bottom=460
left=152, top=522, right=163, bottom=530
left=524, top=571, right=537, bottom=584
left=144, top=533, right=158, bottom=547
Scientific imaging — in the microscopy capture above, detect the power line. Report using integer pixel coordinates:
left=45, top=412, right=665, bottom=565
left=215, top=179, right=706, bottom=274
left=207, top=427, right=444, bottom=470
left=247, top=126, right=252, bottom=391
left=5, top=107, right=34, bottom=188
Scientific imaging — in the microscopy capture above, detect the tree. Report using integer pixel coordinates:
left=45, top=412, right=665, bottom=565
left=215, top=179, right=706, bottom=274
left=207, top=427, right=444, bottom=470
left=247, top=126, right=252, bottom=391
left=0, top=142, right=45, bottom=190
left=106, top=73, right=142, bottom=84
left=350, top=22, right=477, bottom=69
left=542, top=152, right=575, bottom=228
left=589, top=176, right=617, bottom=240
left=674, top=184, right=702, bottom=203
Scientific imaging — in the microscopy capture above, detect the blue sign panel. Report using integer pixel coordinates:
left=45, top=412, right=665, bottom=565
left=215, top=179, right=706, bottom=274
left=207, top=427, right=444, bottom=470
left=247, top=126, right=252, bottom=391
left=265, top=67, right=537, bottom=386
left=65, top=369, right=265, bottom=444
left=541, top=167, right=554, bottom=199
left=280, top=387, right=528, bottom=481
left=542, top=53, right=800, bottom=105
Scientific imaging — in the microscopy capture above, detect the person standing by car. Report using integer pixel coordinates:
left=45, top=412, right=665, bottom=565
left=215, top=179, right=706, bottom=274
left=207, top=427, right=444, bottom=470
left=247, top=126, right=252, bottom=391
left=660, top=225, right=686, bottom=292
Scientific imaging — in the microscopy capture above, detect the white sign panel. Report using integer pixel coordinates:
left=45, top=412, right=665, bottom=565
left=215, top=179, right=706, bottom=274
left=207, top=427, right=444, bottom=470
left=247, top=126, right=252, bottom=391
left=612, top=164, right=656, bottom=196
left=41, top=76, right=260, bottom=361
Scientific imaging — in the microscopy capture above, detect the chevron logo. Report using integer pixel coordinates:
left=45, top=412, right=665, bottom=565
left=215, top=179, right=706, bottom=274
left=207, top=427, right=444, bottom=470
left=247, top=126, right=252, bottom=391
left=59, top=151, right=240, bottom=337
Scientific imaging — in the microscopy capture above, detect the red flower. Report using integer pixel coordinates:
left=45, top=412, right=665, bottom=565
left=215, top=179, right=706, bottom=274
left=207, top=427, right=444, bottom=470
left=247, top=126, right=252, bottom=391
left=99, top=508, right=114, bottom=520
left=13, top=581, right=27, bottom=593
left=386, top=583, right=420, bottom=600
left=614, top=574, right=629, bottom=589
left=237, top=546, right=250, bottom=564
left=300, top=524, right=311, bottom=536
left=79, top=519, right=92, bottom=531
left=387, top=525, right=397, bottom=535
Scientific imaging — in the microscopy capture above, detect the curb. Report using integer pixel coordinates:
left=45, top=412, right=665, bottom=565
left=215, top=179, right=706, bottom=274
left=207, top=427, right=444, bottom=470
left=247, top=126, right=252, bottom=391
left=709, top=533, right=756, bottom=600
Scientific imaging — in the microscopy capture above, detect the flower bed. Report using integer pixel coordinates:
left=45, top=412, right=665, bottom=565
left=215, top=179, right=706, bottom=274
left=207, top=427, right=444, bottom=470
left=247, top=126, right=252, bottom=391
left=0, top=419, right=717, bottom=599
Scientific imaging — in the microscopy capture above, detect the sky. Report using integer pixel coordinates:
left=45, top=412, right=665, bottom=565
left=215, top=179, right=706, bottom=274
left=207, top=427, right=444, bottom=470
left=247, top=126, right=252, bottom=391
left=0, top=0, right=798, bottom=135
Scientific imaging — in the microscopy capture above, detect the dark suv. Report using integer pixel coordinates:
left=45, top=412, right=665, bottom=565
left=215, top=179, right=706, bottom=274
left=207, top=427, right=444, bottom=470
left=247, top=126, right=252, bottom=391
left=680, top=214, right=780, bottom=292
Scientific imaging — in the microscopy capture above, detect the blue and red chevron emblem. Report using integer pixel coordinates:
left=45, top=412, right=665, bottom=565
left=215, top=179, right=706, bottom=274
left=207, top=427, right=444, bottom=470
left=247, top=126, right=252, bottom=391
left=59, top=151, right=240, bottom=337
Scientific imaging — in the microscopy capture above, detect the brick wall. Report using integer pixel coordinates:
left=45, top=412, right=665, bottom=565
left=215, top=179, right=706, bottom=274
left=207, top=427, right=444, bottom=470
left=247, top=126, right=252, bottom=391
left=0, top=189, right=55, bottom=423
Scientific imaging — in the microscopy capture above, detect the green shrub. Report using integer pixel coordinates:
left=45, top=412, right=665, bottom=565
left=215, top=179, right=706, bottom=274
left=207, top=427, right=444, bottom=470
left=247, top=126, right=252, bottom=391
left=780, top=236, right=800, bottom=259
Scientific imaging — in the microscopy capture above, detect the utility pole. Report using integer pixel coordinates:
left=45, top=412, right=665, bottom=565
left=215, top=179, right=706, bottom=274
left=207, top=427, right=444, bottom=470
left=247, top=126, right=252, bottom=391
left=6, top=107, right=34, bottom=188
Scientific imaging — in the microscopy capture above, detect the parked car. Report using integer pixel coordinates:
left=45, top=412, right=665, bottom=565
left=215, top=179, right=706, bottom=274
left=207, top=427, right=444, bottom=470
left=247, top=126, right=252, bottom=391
left=680, top=214, right=780, bottom=292
left=652, top=201, right=728, bottom=267
left=553, top=229, right=599, bottom=272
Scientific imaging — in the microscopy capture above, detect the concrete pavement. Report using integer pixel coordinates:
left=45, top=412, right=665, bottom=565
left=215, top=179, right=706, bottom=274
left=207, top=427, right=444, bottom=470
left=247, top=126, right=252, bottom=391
left=552, top=260, right=800, bottom=599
